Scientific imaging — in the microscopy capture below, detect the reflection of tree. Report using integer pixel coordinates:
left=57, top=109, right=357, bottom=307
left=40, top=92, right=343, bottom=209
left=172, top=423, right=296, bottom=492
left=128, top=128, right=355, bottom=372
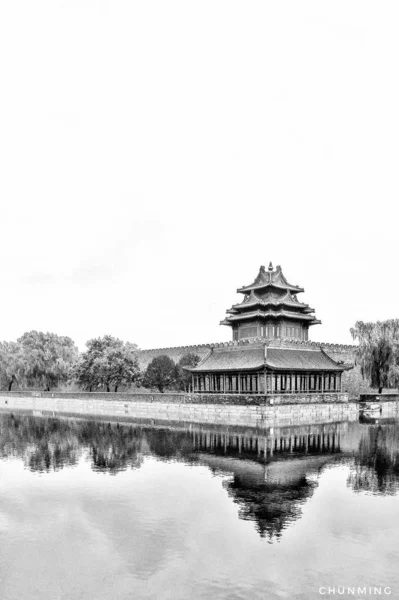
left=83, top=421, right=144, bottom=473
left=0, top=414, right=144, bottom=474
left=347, top=425, right=399, bottom=495
left=0, top=413, right=80, bottom=470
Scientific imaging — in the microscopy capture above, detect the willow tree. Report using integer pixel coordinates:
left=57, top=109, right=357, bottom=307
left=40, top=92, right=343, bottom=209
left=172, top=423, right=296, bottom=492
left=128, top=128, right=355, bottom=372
left=351, top=320, right=399, bottom=393
left=17, top=331, right=79, bottom=391
left=0, top=341, right=24, bottom=390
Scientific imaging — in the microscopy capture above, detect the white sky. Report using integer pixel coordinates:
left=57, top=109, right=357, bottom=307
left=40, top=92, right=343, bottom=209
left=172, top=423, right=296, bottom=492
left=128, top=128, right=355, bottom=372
left=1, top=1, right=398, bottom=351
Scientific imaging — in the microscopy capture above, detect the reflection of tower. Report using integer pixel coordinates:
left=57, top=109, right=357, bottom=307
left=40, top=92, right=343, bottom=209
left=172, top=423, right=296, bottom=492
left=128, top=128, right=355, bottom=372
left=225, top=472, right=316, bottom=540
left=189, top=423, right=345, bottom=540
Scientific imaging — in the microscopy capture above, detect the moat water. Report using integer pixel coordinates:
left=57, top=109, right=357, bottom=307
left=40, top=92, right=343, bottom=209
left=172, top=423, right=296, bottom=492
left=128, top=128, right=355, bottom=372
left=1, top=409, right=399, bottom=600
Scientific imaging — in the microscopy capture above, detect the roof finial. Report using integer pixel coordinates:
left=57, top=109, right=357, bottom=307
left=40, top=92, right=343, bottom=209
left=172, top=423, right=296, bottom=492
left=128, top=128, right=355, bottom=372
left=268, top=262, right=273, bottom=271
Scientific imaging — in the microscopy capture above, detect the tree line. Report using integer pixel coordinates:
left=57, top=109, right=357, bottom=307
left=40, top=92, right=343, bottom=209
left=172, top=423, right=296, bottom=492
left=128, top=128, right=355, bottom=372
left=2, top=320, right=399, bottom=394
left=0, top=331, right=200, bottom=393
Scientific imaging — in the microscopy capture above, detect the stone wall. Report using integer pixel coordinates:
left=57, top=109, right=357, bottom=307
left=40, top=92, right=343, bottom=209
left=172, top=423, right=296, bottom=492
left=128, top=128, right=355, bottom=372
left=0, top=393, right=358, bottom=429
left=0, top=390, right=348, bottom=405
left=136, top=344, right=212, bottom=370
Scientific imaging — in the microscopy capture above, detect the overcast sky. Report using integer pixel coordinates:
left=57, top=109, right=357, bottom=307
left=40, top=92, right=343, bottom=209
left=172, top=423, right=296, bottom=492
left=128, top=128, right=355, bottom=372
left=1, top=1, right=398, bottom=351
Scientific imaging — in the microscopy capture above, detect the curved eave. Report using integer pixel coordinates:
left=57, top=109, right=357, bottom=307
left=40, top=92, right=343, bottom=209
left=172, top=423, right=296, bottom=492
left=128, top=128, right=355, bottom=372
left=237, top=283, right=304, bottom=294
left=222, top=310, right=320, bottom=323
left=220, top=319, right=235, bottom=326
left=231, top=300, right=312, bottom=311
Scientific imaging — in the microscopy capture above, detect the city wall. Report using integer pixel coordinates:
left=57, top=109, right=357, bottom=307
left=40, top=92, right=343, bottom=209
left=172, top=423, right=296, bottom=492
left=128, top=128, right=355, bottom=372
left=0, top=391, right=357, bottom=429
left=136, top=339, right=371, bottom=398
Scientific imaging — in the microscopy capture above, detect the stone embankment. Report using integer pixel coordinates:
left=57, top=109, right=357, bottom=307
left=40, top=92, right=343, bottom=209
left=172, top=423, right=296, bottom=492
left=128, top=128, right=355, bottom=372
left=0, top=391, right=357, bottom=429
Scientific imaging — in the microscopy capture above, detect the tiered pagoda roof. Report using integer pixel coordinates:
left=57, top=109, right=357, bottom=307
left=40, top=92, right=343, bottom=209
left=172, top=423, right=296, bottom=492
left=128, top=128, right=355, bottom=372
left=220, top=263, right=321, bottom=328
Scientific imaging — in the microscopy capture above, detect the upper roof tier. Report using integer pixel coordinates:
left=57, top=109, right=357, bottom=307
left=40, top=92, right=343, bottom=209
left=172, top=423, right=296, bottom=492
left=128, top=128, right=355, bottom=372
left=229, top=289, right=315, bottom=314
left=237, top=263, right=304, bottom=294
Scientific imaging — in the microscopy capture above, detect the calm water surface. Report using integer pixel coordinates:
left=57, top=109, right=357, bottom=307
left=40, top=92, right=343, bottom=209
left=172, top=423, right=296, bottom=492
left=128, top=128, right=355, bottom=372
left=1, top=409, right=399, bottom=600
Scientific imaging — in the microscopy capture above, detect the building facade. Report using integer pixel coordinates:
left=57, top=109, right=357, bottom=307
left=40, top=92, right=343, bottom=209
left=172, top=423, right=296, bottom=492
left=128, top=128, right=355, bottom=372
left=189, top=264, right=350, bottom=395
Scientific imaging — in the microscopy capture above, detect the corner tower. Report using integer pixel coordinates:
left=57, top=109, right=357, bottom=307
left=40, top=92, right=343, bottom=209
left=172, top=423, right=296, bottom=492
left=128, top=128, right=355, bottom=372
left=220, top=263, right=321, bottom=342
